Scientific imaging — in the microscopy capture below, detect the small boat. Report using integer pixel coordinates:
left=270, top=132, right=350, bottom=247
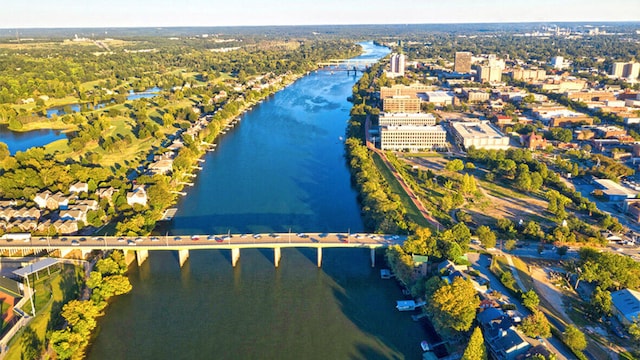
left=420, top=341, right=430, bottom=352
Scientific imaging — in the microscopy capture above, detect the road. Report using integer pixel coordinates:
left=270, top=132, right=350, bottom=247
left=467, top=253, right=574, bottom=360
left=0, top=233, right=406, bottom=250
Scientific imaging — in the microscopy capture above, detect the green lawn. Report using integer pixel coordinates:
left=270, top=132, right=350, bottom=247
left=5, top=266, right=79, bottom=360
left=372, top=152, right=432, bottom=229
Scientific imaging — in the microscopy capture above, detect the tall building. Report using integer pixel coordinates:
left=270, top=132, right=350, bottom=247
left=382, top=96, right=421, bottom=113
left=380, top=125, right=447, bottom=151
left=380, top=84, right=430, bottom=99
left=610, top=62, right=639, bottom=80
left=510, top=68, right=547, bottom=82
left=476, top=65, right=503, bottom=83
left=551, top=56, right=565, bottom=70
left=454, top=52, right=472, bottom=73
left=379, top=113, right=436, bottom=126
left=389, top=53, right=406, bottom=77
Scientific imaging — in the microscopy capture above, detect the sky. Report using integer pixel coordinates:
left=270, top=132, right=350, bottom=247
left=2, top=0, right=640, bottom=28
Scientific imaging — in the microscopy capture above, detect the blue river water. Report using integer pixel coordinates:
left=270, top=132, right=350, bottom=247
left=88, top=42, right=431, bottom=360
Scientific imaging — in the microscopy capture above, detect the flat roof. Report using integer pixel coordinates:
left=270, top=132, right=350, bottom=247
left=594, top=179, right=638, bottom=197
left=451, top=121, right=506, bottom=139
left=13, top=258, right=59, bottom=278
left=611, top=289, right=640, bottom=322
left=381, top=125, right=446, bottom=132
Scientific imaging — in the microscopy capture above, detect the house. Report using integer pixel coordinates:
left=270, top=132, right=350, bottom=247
left=412, top=255, right=429, bottom=277
left=478, top=308, right=531, bottom=360
left=59, top=209, right=87, bottom=223
left=53, top=219, right=78, bottom=234
left=611, top=288, right=640, bottom=326
left=0, top=207, right=15, bottom=221
left=127, top=185, right=148, bottom=207
left=33, top=190, right=52, bottom=209
left=76, top=199, right=99, bottom=210
left=520, top=133, right=548, bottom=150
left=69, top=182, right=89, bottom=194
left=14, top=207, right=41, bottom=220
left=96, top=187, right=117, bottom=202
left=148, top=159, right=174, bottom=175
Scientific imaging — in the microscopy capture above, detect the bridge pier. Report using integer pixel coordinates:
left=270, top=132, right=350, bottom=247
left=317, top=247, right=322, bottom=268
left=178, top=249, right=189, bottom=267
left=60, top=248, right=73, bottom=258
left=371, top=248, right=376, bottom=268
left=136, top=249, right=149, bottom=267
left=231, top=247, right=240, bottom=267
left=125, top=250, right=136, bottom=266
left=274, top=247, right=281, bottom=268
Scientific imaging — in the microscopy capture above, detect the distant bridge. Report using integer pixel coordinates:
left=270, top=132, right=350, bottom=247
left=0, top=233, right=406, bottom=268
left=316, top=58, right=374, bottom=74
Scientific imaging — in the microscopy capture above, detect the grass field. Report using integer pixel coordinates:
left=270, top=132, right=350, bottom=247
left=372, top=152, right=432, bottom=229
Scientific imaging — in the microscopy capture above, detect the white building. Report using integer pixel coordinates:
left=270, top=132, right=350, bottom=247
left=380, top=125, right=447, bottom=151
left=379, top=112, right=436, bottom=126
left=450, top=121, right=510, bottom=150
left=551, top=56, right=566, bottom=70
left=388, top=53, right=406, bottom=78
left=419, top=91, right=455, bottom=106
left=127, top=185, right=148, bottom=207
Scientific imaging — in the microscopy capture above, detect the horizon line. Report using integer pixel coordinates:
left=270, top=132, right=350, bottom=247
left=2, top=20, right=640, bottom=31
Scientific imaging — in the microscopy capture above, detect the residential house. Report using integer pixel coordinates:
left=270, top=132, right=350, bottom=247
left=127, top=185, right=148, bottom=207
left=33, top=190, right=52, bottom=209
left=69, top=182, right=89, bottom=194
left=53, top=219, right=78, bottom=234
left=96, top=187, right=117, bottom=203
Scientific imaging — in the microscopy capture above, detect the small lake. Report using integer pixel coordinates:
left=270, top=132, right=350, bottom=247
left=46, top=87, right=162, bottom=118
left=0, top=124, right=68, bottom=154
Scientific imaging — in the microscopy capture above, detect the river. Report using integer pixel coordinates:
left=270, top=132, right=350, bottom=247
left=88, top=42, right=429, bottom=360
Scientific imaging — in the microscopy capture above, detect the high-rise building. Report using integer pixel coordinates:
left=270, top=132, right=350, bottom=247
left=382, top=96, right=421, bottom=113
left=611, top=62, right=640, bottom=80
left=379, top=113, right=436, bottom=126
left=454, top=52, right=472, bottom=73
left=380, top=125, right=448, bottom=151
left=551, top=56, right=565, bottom=70
left=612, top=62, right=626, bottom=78
left=389, top=53, right=405, bottom=77
left=477, top=65, right=503, bottom=83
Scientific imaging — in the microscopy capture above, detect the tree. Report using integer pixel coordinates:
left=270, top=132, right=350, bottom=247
left=462, top=326, right=487, bottom=360
left=504, top=239, right=517, bottom=251
left=522, top=289, right=540, bottom=311
left=556, top=245, right=569, bottom=258
left=563, top=325, right=587, bottom=351
left=588, top=286, right=612, bottom=319
left=428, top=277, right=480, bottom=334
left=476, top=225, right=496, bottom=249
left=445, top=159, right=465, bottom=172
left=519, top=310, right=551, bottom=338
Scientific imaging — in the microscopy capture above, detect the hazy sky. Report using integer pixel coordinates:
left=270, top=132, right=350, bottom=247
left=3, top=0, right=640, bottom=28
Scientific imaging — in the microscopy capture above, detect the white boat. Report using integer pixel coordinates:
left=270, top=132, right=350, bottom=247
left=420, top=341, right=430, bottom=352
left=380, top=269, right=392, bottom=279
left=395, top=300, right=426, bottom=311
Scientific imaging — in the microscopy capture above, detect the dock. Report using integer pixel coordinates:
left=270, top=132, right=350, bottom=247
left=160, top=208, right=178, bottom=221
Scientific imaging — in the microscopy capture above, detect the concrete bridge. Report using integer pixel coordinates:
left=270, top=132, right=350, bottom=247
left=0, top=233, right=406, bottom=268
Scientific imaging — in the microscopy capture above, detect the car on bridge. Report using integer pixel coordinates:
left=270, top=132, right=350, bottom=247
left=207, top=235, right=216, bottom=241
left=127, top=240, right=136, bottom=246
left=71, top=240, right=79, bottom=246
left=174, top=236, right=182, bottom=242
left=191, top=235, right=200, bottom=241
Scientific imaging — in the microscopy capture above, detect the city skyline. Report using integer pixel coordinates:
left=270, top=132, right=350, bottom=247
left=2, top=0, right=640, bottom=29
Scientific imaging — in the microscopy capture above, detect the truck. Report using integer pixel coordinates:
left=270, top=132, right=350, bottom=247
left=1, top=233, right=31, bottom=242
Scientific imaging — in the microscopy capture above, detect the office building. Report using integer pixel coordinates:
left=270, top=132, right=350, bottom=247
left=551, top=56, right=565, bottom=70
left=380, top=84, right=430, bottom=99
left=454, top=52, right=472, bottom=73
left=611, top=62, right=639, bottom=80
left=389, top=53, right=406, bottom=77
left=450, top=121, right=510, bottom=150
left=379, top=112, right=436, bottom=126
left=477, top=65, right=503, bottom=83
left=380, top=125, right=447, bottom=151
left=510, top=68, right=547, bottom=82
left=382, top=96, right=421, bottom=113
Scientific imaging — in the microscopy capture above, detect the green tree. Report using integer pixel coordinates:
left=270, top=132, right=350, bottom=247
left=429, top=277, right=480, bottom=334
left=522, top=289, right=540, bottom=311
left=588, top=286, right=612, bottom=319
left=519, top=310, right=551, bottom=338
left=445, top=159, right=465, bottom=172
left=462, top=326, right=487, bottom=360
left=563, top=325, right=587, bottom=351
left=504, top=239, right=517, bottom=251
left=50, top=329, right=85, bottom=360
left=476, top=225, right=496, bottom=249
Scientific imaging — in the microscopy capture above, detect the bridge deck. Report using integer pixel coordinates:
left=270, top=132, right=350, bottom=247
left=0, top=233, right=406, bottom=251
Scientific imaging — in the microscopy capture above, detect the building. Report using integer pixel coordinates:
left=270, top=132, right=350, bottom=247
left=551, top=56, right=565, bottom=70
left=476, top=65, right=503, bottom=83
left=388, top=53, right=406, bottom=77
left=549, top=115, right=593, bottom=127
left=69, top=182, right=88, bottom=194
left=520, top=133, right=548, bottom=150
left=593, top=178, right=638, bottom=201
left=566, top=91, right=617, bottom=102
left=450, top=121, right=511, bottom=150
left=379, top=125, right=447, bottom=151
left=463, top=89, right=491, bottom=103
left=380, top=84, right=431, bottom=99
left=419, top=91, right=455, bottom=106
left=382, top=96, right=421, bottom=113
left=126, top=185, right=148, bottom=207
left=612, top=62, right=640, bottom=80
left=611, top=289, right=640, bottom=325
left=379, top=112, right=436, bottom=126
left=454, top=52, right=472, bottom=73
left=510, top=68, right=546, bottom=82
